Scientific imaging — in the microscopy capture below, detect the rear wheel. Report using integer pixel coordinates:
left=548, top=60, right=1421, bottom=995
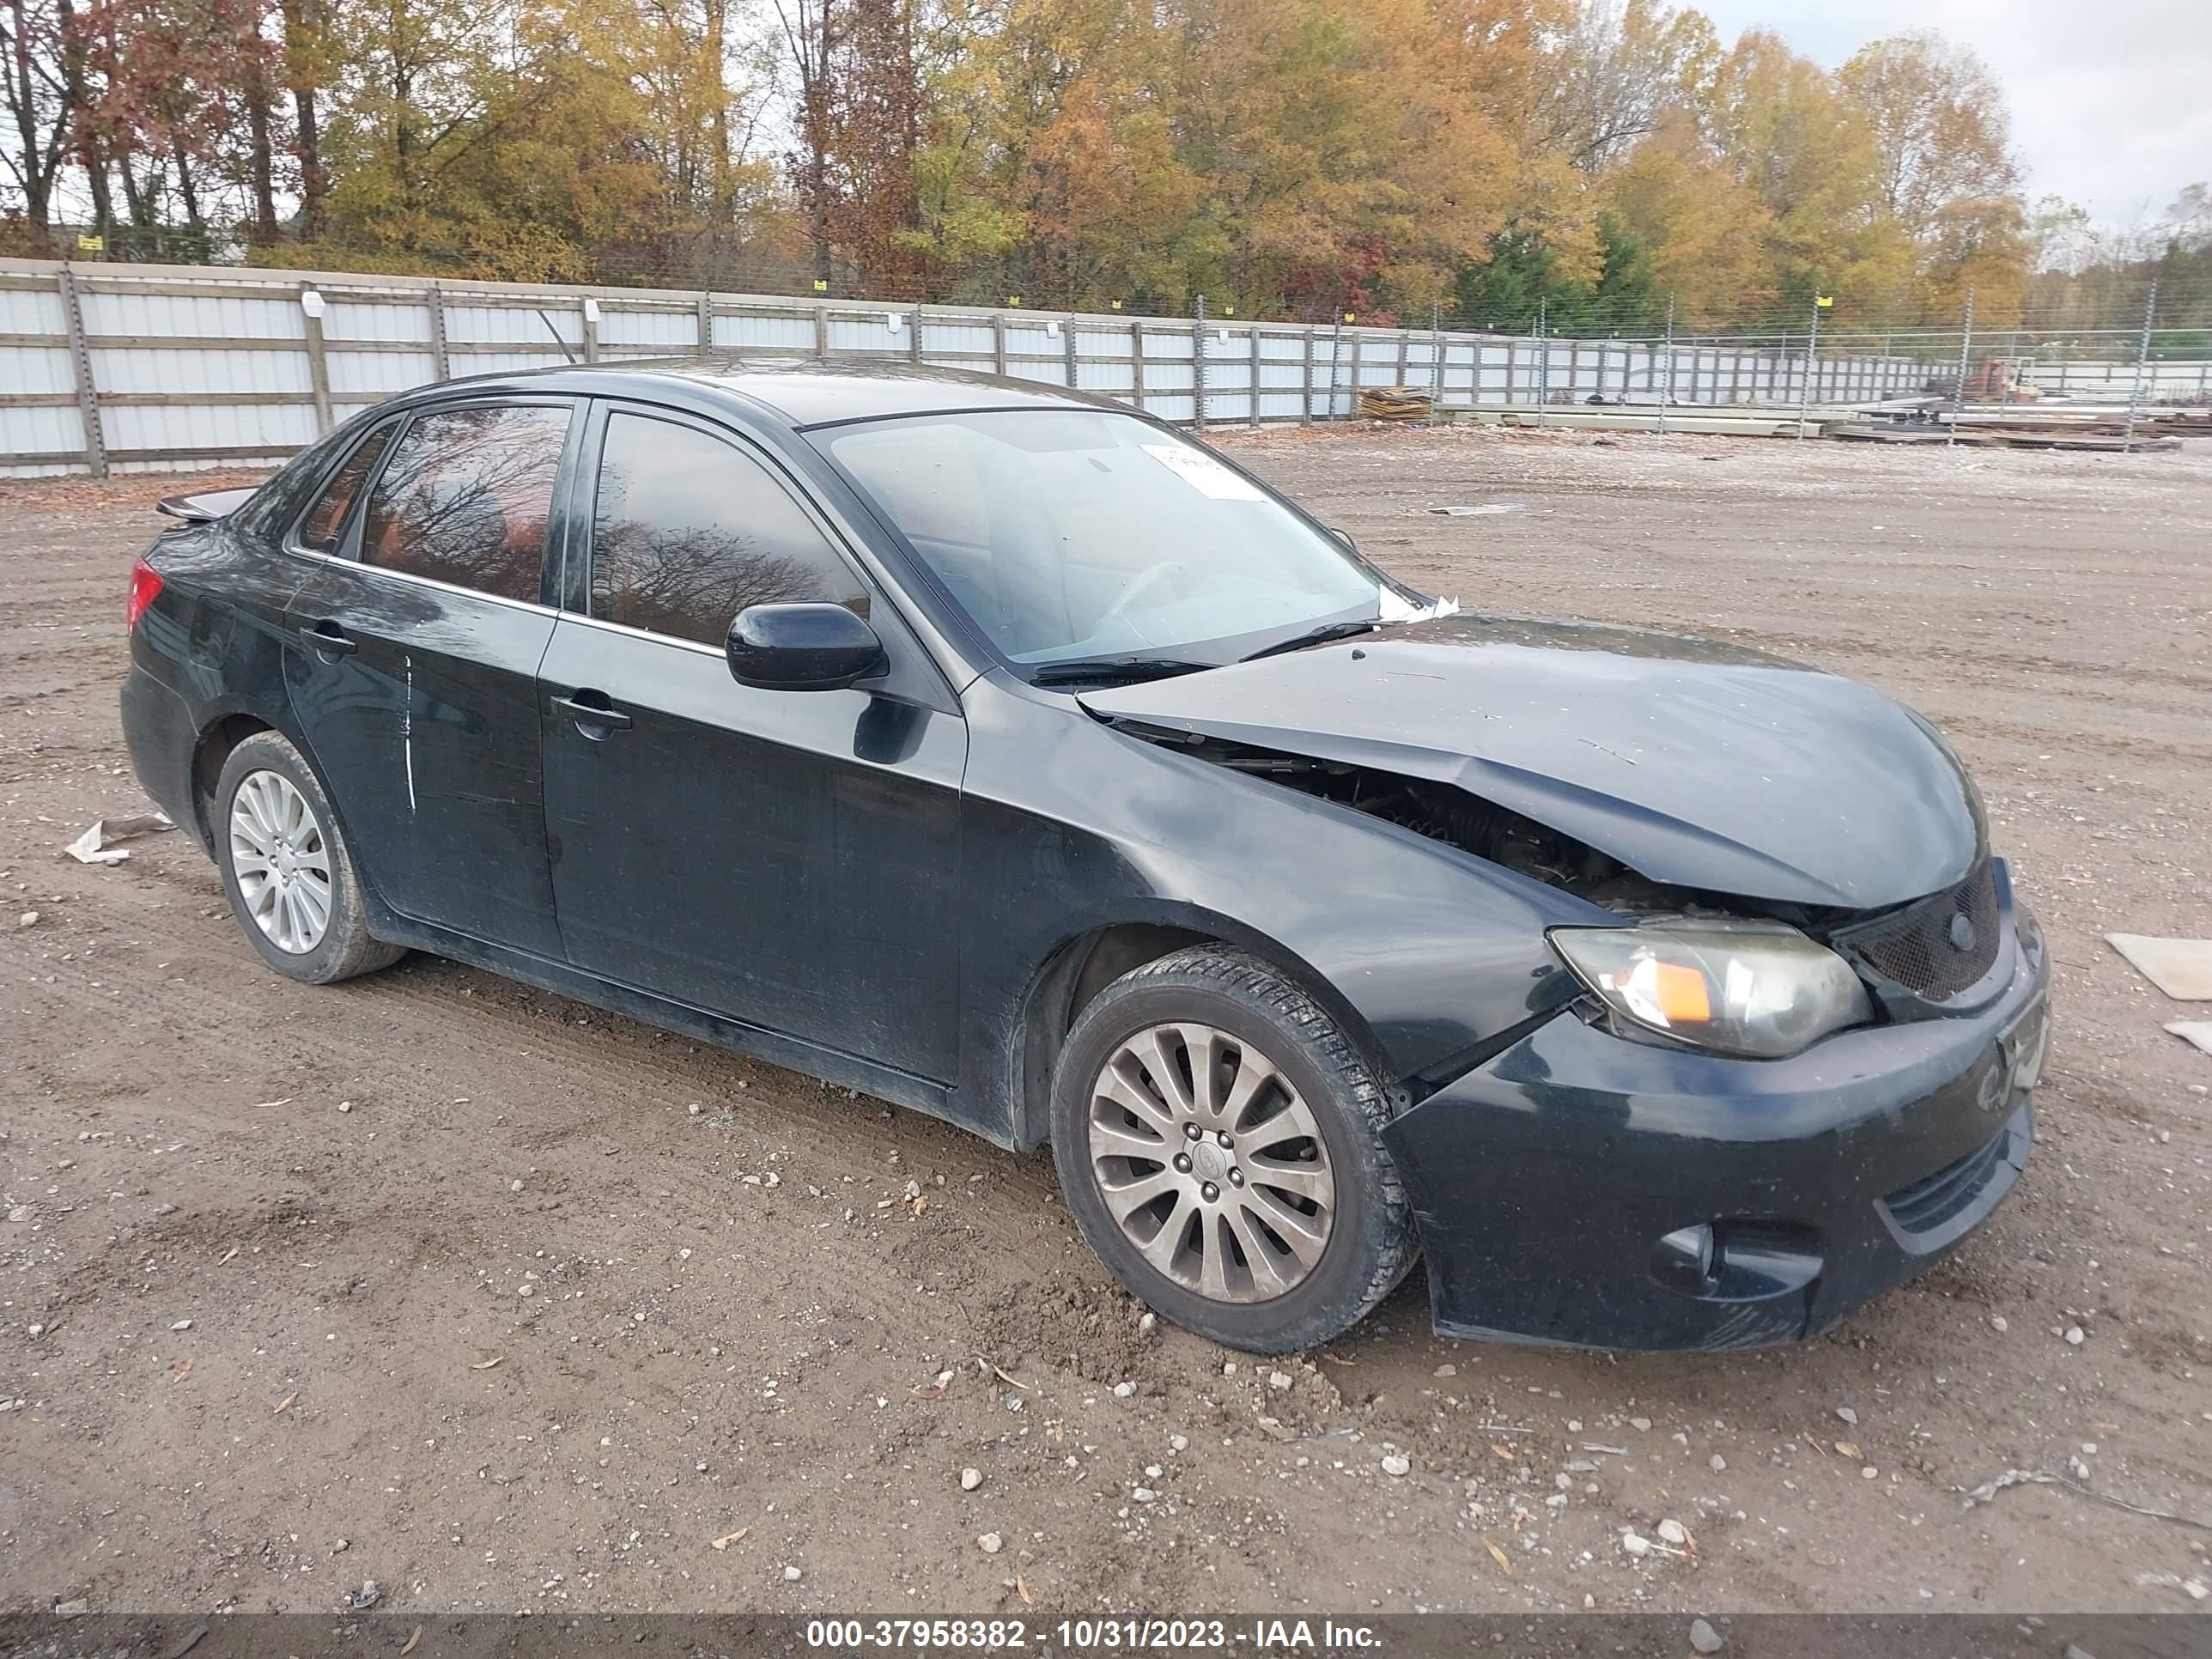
left=1049, top=945, right=1414, bottom=1352
left=214, top=732, right=402, bottom=984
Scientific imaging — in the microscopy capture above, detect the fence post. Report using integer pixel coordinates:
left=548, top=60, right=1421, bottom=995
left=1192, top=295, right=1208, bottom=430
left=1062, top=313, right=1079, bottom=388
left=426, top=282, right=451, bottom=380
left=908, top=303, right=924, bottom=365
left=1658, top=295, right=1674, bottom=436
left=1534, top=301, right=1547, bottom=426
left=1301, top=327, right=1315, bottom=424
left=814, top=302, right=831, bottom=361
left=57, top=265, right=107, bottom=478
left=1249, top=325, right=1262, bottom=428
left=2124, top=278, right=2159, bottom=451
left=1346, top=324, right=1362, bottom=421
left=991, top=311, right=1007, bottom=377
left=1796, top=301, right=1821, bottom=440
left=1948, top=286, right=1975, bottom=448
left=301, top=284, right=334, bottom=437
left=1430, top=301, right=1444, bottom=420
left=1395, top=328, right=1409, bottom=386
left=1131, top=319, right=1146, bottom=414
left=581, top=297, right=600, bottom=364
left=1328, top=315, right=1344, bottom=419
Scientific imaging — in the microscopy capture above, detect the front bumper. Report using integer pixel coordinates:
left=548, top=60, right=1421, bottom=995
left=1383, top=876, right=2049, bottom=1351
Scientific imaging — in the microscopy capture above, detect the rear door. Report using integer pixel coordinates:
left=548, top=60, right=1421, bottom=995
left=284, top=398, right=579, bottom=957
left=538, top=401, right=967, bottom=1082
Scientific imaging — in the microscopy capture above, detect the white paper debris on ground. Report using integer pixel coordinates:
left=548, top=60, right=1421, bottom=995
left=2166, top=1021, right=2212, bottom=1059
left=64, top=811, right=174, bottom=865
left=2106, top=934, right=2212, bottom=1000
left=1378, top=588, right=1462, bottom=623
left=1427, top=502, right=1525, bottom=517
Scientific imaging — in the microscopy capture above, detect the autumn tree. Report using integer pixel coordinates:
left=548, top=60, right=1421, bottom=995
left=773, top=0, right=842, bottom=283
left=3, top=0, right=77, bottom=246
left=1599, top=110, right=1774, bottom=319
left=1536, top=0, right=1715, bottom=173
left=0, top=0, right=2057, bottom=335
left=1838, top=31, right=2025, bottom=322
left=1693, top=28, right=1911, bottom=320
left=826, top=0, right=922, bottom=291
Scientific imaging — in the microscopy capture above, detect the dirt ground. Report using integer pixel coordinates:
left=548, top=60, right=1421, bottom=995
left=3, top=425, right=2209, bottom=1620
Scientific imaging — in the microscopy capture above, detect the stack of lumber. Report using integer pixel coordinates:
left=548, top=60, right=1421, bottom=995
left=1358, top=386, right=1432, bottom=421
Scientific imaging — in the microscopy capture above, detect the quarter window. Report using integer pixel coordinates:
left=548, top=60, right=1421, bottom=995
left=296, top=423, right=395, bottom=552
left=588, top=411, right=864, bottom=647
left=360, top=404, right=571, bottom=603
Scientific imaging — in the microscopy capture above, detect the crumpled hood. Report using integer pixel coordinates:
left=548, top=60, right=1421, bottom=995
left=1080, top=614, right=1983, bottom=910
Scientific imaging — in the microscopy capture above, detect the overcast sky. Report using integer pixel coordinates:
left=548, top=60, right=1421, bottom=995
left=1692, top=0, right=2212, bottom=224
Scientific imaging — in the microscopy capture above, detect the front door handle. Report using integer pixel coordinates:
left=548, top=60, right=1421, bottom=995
left=550, top=691, right=632, bottom=734
left=300, top=621, right=357, bottom=658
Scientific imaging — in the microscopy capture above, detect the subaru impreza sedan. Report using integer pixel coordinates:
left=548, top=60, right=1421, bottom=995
left=120, top=359, right=2048, bottom=1353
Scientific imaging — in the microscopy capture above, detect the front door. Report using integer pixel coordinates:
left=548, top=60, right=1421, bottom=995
left=284, top=399, right=575, bottom=957
left=538, top=404, right=967, bottom=1084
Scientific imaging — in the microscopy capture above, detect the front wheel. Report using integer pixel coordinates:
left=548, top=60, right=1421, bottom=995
left=1049, top=945, right=1415, bottom=1353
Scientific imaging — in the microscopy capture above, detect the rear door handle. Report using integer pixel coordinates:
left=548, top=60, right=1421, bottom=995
left=550, top=691, right=632, bottom=733
left=300, top=621, right=357, bottom=657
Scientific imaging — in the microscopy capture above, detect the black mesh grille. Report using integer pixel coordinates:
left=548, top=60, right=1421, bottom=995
left=1839, top=860, right=2001, bottom=1000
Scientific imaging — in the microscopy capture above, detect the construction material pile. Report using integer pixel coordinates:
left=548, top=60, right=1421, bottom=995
left=1358, top=385, right=1432, bottom=422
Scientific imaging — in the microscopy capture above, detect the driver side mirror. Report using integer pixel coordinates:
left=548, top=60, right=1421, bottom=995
left=726, top=603, right=885, bottom=691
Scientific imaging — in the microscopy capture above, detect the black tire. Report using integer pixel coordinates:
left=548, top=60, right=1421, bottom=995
left=213, top=731, right=403, bottom=985
left=1049, top=945, right=1415, bottom=1353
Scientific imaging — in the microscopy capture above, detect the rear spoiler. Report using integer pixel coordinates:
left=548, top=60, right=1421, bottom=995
left=155, top=486, right=257, bottom=524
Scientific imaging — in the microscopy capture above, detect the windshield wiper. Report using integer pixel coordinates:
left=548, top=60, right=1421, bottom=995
left=1237, top=618, right=1380, bottom=663
left=1027, top=656, right=1213, bottom=686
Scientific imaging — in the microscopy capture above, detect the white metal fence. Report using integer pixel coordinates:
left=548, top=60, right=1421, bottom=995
left=2014, top=357, right=2212, bottom=398
left=3, top=256, right=1941, bottom=477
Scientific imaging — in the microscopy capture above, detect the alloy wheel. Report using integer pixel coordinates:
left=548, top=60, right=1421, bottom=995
left=229, top=769, right=332, bottom=955
left=1085, top=1021, right=1336, bottom=1303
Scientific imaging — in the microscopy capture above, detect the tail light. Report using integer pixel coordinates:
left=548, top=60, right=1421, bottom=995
left=126, top=556, right=164, bottom=632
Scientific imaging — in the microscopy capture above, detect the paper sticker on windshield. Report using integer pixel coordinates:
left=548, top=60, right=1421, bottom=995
left=1141, top=444, right=1266, bottom=501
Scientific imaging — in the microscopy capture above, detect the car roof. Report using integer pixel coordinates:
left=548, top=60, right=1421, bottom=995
left=406, top=356, right=1127, bottom=430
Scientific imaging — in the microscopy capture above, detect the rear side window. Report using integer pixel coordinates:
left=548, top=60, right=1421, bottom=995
left=296, top=424, right=395, bottom=552
left=360, top=404, right=571, bottom=603
left=588, top=411, right=864, bottom=647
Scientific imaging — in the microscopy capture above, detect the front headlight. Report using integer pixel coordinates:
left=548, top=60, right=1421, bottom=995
left=1549, top=919, right=1874, bottom=1060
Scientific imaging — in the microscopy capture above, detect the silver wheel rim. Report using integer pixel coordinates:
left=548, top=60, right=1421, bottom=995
left=229, top=769, right=332, bottom=956
left=1085, top=1022, right=1335, bottom=1304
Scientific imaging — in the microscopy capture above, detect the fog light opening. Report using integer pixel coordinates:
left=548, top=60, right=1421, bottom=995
left=1650, top=1223, right=1720, bottom=1295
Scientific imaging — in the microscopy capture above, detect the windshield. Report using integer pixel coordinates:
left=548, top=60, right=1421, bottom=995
left=822, top=410, right=1386, bottom=667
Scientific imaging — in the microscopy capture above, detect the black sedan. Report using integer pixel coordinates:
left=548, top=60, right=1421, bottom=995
left=120, top=360, right=2048, bottom=1353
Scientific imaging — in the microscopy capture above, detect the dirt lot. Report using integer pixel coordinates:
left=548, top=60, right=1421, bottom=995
left=3, top=426, right=2209, bottom=1619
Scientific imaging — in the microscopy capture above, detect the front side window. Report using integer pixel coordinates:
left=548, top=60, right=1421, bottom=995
left=296, top=422, right=395, bottom=552
left=588, top=411, right=865, bottom=647
left=360, top=404, right=571, bottom=603
left=823, top=410, right=1383, bottom=666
